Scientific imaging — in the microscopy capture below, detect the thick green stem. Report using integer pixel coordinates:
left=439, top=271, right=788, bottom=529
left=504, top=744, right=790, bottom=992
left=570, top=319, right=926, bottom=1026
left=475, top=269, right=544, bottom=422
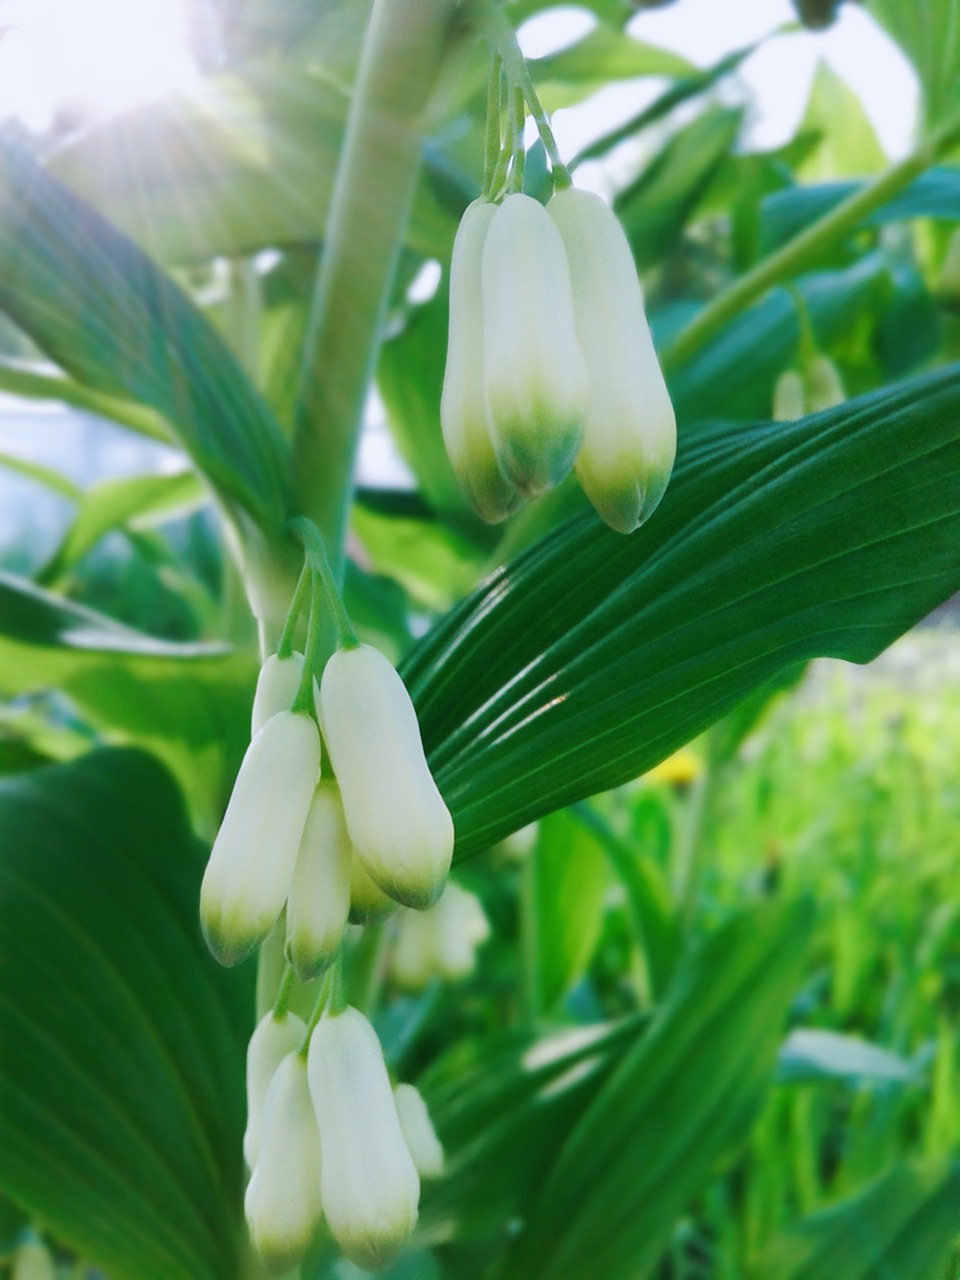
left=290, top=0, right=461, bottom=573
left=661, top=116, right=960, bottom=374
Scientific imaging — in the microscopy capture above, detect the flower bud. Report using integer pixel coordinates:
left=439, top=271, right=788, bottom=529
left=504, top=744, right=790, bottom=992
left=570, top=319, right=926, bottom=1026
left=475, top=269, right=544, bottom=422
left=547, top=187, right=675, bottom=533
left=393, top=1083, right=444, bottom=1179
left=805, top=354, right=845, bottom=413
left=350, top=850, right=400, bottom=925
left=482, top=192, right=586, bottom=496
left=12, top=1240, right=56, bottom=1280
left=772, top=369, right=806, bottom=421
left=245, top=1052, right=323, bottom=1274
left=200, top=711, right=321, bottom=966
left=244, top=1009, right=307, bottom=1168
left=251, top=652, right=306, bottom=737
left=318, top=644, right=453, bottom=910
left=286, top=781, right=352, bottom=981
left=308, top=1007, right=420, bottom=1270
left=441, top=199, right=521, bottom=523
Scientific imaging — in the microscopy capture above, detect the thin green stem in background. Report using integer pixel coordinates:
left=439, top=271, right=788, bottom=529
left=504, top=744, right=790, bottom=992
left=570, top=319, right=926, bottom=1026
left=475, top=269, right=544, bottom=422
left=482, top=52, right=503, bottom=198
left=273, top=963, right=296, bottom=1018
left=661, top=113, right=960, bottom=373
left=286, top=517, right=358, bottom=654
left=276, top=564, right=310, bottom=659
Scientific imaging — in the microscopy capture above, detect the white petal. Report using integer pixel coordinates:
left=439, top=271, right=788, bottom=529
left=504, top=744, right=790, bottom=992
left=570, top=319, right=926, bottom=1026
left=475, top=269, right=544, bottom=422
left=394, top=1083, right=444, bottom=1180
left=200, top=711, right=321, bottom=965
left=773, top=370, right=806, bottom=421
left=244, top=1010, right=307, bottom=1169
left=245, top=1053, right=323, bottom=1273
left=308, top=1007, right=420, bottom=1271
left=805, top=355, right=845, bottom=412
left=318, top=645, right=453, bottom=909
left=482, top=193, right=586, bottom=496
left=286, top=782, right=352, bottom=981
left=548, top=187, right=676, bottom=533
left=251, top=652, right=306, bottom=738
left=441, top=199, right=521, bottom=523
left=349, top=850, right=400, bottom=925
left=391, top=908, right=441, bottom=990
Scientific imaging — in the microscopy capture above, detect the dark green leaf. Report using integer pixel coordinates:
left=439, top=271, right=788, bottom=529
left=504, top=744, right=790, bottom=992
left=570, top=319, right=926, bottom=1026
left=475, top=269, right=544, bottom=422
left=751, top=1159, right=960, bottom=1279
left=0, top=749, right=250, bottom=1280
left=0, top=146, right=289, bottom=531
left=504, top=901, right=813, bottom=1280
left=404, top=366, right=960, bottom=858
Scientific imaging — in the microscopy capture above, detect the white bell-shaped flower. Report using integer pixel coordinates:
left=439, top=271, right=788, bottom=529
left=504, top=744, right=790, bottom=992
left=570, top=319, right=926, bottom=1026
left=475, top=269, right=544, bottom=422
left=251, top=651, right=306, bottom=737
left=393, top=1083, right=444, bottom=1180
left=200, top=711, right=321, bottom=966
left=441, top=198, right=521, bottom=523
left=244, top=1009, right=307, bottom=1169
left=11, top=1240, right=57, bottom=1280
left=547, top=187, right=676, bottom=533
left=317, top=644, right=453, bottom=910
left=805, top=354, right=845, bottom=412
left=482, top=192, right=586, bottom=496
left=392, top=881, right=490, bottom=990
left=245, top=1052, right=323, bottom=1273
left=286, top=781, right=352, bottom=981
left=308, top=1006, right=420, bottom=1271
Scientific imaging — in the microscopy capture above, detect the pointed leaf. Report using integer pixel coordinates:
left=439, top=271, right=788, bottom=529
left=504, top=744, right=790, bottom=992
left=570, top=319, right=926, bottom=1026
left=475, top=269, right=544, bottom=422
left=0, top=749, right=250, bottom=1280
left=403, top=367, right=960, bottom=858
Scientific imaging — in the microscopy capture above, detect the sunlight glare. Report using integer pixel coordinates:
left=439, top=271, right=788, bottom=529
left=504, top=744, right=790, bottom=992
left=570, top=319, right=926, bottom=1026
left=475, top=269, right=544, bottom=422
left=0, top=0, right=197, bottom=129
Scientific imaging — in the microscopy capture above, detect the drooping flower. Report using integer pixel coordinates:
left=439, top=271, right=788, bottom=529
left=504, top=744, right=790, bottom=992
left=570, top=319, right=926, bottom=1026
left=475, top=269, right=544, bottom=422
left=245, top=1052, right=323, bottom=1273
left=308, top=1006, right=420, bottom=1270
left=547, top=187, right=676, bottom=533
left=481, top=192, right=587, bottom=496
left=317, top=644, right=453, bottom=910
left=805, top=354, right=845, bottom=412
left=200, top=710, right=321, bottom=966
left=393, top=1083, right=445, bottom=1180
left=251, top=651, right=306, bottom=737
left=772, top=369, right=806, bottom=421
left=441, top=198, right=521, bottom=523
left=391, top=881, right=490, bottom=990
left=350, top=850, right=401, bottom=925
left=243, top=1009, right=307, bottom=1169
left=11, top=1239, right=57, bottom=1280
left=286, top=781, right=353, bottom=981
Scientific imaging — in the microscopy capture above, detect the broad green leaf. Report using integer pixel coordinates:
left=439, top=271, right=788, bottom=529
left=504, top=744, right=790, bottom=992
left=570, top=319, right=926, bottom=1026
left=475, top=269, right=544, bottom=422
left=0, top=749, right=250, bottom=1280
left=0, top=146, right=289, bottom=532
left=615, top=107, right=744, bottom=267
left=663, top=254, right=887, bottom=426
left=866, top=0, right=960, bottom=128
left=751, top=1159, right=960, bottom=1279
left=0, top=449, right=81, bottom=502
left=504, top=901, right=813, bottom=1280
left=776, top=1029, right=917, bottom=1085
left=531, top=25, right=695, bottom=111
left=49, top=58, right=459, bottom=265
left=760, top=166, right=960, bottom=255
left=38, top=470, right=207, bottom=584
left=420, top=1018, right=647, bottom=1247
left=0, top=572, right=253, bottom=820
left=797, top=61, right=888, bottom=181
left=527, top=810, right=609, bottom=1013
left=404, top=366, right=960, bottom=858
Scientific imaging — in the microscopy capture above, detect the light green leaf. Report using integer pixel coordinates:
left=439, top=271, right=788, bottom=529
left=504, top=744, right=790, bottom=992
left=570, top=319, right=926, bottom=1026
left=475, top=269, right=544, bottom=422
left=0, top=749, right=251, bottom=1280
left=404, top=366, right=960, bottom=858
left=531, top=25, right=695, bottom=110
left=751, top=1159, right=960, bottom=1279
left=866, top=0, right=960, bottom=128
left=0, top=146, right=289, bottom=532
left=505, top=901, right=813, bottom=1280
left=797, top=61, right=888, bottom=181
left=776, top=1029, right=918, bottom=1086
left=528, top=810, right=609, bottom=1013
left=615, top=107, right=744, bottom=267
left=38, top=469, right=207, bottom=584
left=0, top=359, right=173, bottom=444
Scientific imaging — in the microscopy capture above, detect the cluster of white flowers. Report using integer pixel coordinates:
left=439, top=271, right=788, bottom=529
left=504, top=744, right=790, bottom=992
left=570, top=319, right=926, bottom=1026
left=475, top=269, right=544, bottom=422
left=441, top=187, right=676, bottom=535
left=201, top=642, right=454, bottom=972
left=200, top=634, right=454, bottom=1271
left=244, top=1005, right=443, bottom=1273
